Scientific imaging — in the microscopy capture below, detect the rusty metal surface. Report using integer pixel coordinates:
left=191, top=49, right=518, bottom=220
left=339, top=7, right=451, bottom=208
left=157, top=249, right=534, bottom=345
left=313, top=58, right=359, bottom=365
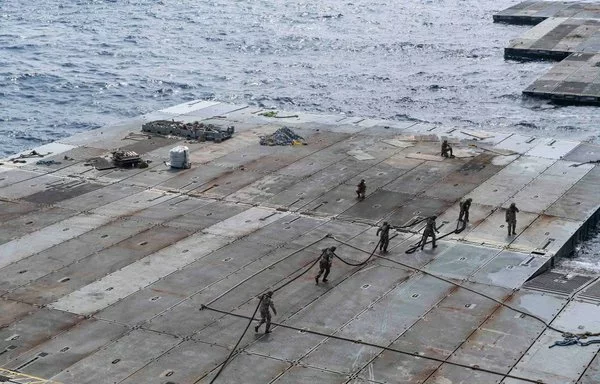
left=0, top=308, right=82, bottom=365
left=7, top=225, right=193, bottom=305
left=2, top=101, right=600, bottom=383
left=5, top=319, right=128, bottom=379
left=340, top=190, right=413, bottom=223
left=0, top=206, right=78, bottom=245
left=0, top=218, right=157, bottom=295
left=51, top=329, right=180, bottom=384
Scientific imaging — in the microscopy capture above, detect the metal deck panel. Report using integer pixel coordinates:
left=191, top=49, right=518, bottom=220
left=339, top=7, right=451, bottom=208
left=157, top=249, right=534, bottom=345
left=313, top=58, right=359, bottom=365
left=0, top=200, right=40, bottom=222
left=291, top=220, right=368, bottom=247
left=0, top=206, right=78, bottom=245
left=224, top=174, right=302, bottom=204
left=392, top=285, right=507, bottom=360
left=510, top=215, right=581, bottom=256
left=48, top=233, right=230, bottom=315
left=0, top=299, right=36, bottom=328
left=469, top=250, right=547, bottom=289
left=383, top=161, right=465, bottom=196
left=0, top=213, right=112, bottom=270
left=156, top=164, right=232, bottom=192
left=424, top=363, right=505, bottom=384
left=509, top=174, right=585, bottom=213
left=0, top=218, right=157, bottom=295
left=90, top=190, right=175, bottom=218
left=386, top=197, right=455, bottom=229
left=0, top=308, right=81, bottom=365
left=423, top=244, right=502, bottom=281
left=50, top=329, right=180, bottom=384
left=5, top=319, right=128, bottom=379
left=357, top=352, right=441, bottom=383
left=164, top=201, right=249, bottom=231
left=271, top=365, right=347, bottom=384
left=246, top=327, right=327, bottom=363
left=579, top=353, right=600, bottom=384
left=203, top=207, right=288, bottom=239
left=120, top=340, right=228, bottom=384
left=449, top=290, right=567, bottom=373
left=8, top=225, right=193, bottom=305
left=0, top=174, right=65, bottom=200
left=300, top=184, right=364, bottom=217
left=52, top=183, right=144, bottom=212
left=191, top=169, right=266, bottom=199
left=94, top=287, right=187, bottom=327
left=435, top=201, right=496, bottom=241
left=199, top=352, right=291, bottom=384
left=128, top=195, right=212, bottom=223
left=507, top=301, right=600, bottom=383
left=578, top=278, right=600, bottom=302
left=302, top=275, right=453, bottom=374
left=275, top=151, right=348, bottom=178
left=0, top=169, right=44, bottom=189
left=23, top=180, right=104, bottom=206
left=545, top=169, right=600, bottom=221
left=464, top=209, right=539, bottom=249
left=563, top=143, right=600, bottom=163
left=284, top=266, right=414, bottom=334
left=339, top=190, right=414, bottom=223
left=242, top=216, right=324, bottom=247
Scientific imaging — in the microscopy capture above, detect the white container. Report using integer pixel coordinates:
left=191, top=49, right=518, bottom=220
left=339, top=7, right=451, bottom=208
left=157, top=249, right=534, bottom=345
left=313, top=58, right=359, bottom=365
left=169, top=146, right=191, bottom=169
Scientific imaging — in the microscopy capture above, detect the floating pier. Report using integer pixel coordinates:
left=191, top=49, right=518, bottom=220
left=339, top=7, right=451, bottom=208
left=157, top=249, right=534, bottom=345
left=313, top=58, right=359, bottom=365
left=1, top=101, right=600, bottom=383
left=496, top=1, right=600, bottom=105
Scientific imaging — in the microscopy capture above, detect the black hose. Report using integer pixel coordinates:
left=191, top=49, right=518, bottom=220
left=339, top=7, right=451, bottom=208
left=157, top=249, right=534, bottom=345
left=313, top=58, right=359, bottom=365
left=331, top=234, right=573, bottom=336
left=333, top=238, right=382, bottom=266
left=405, top=219, right=466, bottom=254
left=201, top=304, right=546, bottom=384
left=204, top=298, right=262, bottom=384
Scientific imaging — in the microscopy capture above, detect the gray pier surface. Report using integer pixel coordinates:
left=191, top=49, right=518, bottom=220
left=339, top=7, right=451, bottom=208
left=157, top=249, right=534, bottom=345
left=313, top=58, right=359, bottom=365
left=2, top=100, right=600, bottom=384
left=496, top=1, right=600, bottom=104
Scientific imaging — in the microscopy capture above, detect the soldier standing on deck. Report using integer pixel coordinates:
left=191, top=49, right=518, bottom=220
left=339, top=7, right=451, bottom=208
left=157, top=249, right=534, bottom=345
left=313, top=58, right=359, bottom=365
left=421, top=216, right=439, bottom=250
left=506, top=202, right=519, bottom=236
left=356, top=179, right=366, bottom=199
left=458, top=198, right=472, bottom=223
left=315, top=246, right=336, bottom=284
left=376, top=221, right=391, bottom=254
left=255, top=291, right=277, bottom=334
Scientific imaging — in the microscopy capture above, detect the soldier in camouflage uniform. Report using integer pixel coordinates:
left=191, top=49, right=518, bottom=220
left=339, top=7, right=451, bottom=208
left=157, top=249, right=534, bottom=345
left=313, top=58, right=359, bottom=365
left=255, top=291, right=277, bottom=334
left=441, top=140, right=453, bottom=158
left=356, top=179, right=366, bottom=200
left=506, top=202, right=519, bottom=236
left=315, top=246, right=336, bottom=284
left=376, top=221, right=391, bottom=253
left=459, top=198, right=472, bottom=223
left=420, top=216, right=439, bottom=250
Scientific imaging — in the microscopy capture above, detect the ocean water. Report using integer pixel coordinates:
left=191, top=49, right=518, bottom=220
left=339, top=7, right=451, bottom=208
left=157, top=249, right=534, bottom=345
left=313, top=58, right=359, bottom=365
left=1, top=0, right=598, bottom=271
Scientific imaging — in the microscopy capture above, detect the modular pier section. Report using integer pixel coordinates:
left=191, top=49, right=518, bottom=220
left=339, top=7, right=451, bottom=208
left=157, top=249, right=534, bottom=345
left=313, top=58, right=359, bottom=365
left=495, top=1, right=600, bottom=104
left=2, top=100, right=600, bottom=384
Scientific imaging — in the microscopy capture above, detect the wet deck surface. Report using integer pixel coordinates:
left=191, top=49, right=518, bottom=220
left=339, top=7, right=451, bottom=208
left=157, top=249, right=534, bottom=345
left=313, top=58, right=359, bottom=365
left=496, top=1, right=600, bottom=104
left=1, top=101, right=600, bottom=383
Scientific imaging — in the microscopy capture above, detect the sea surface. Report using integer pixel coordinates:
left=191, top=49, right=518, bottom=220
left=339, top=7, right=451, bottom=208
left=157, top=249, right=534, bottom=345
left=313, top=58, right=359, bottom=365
left=1, top=0, right=599, bottom=271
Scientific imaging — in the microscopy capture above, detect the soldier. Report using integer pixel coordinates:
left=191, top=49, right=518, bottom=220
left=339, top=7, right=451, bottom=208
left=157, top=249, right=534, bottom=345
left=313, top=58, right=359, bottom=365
left=315, top=246, right=336, bottom=284
left=458, top=198, right=472, bottom=223
left=356, top=179, right=366, bottom=199
left=506, top=202, right=519, bottom=236
left=441, top=140, right=453, bottom=158
left=376, top=221, right=391, bottom=253
left=420, top=215, right=439, bottom=250
left=255, top=291, right=277, bottom=334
